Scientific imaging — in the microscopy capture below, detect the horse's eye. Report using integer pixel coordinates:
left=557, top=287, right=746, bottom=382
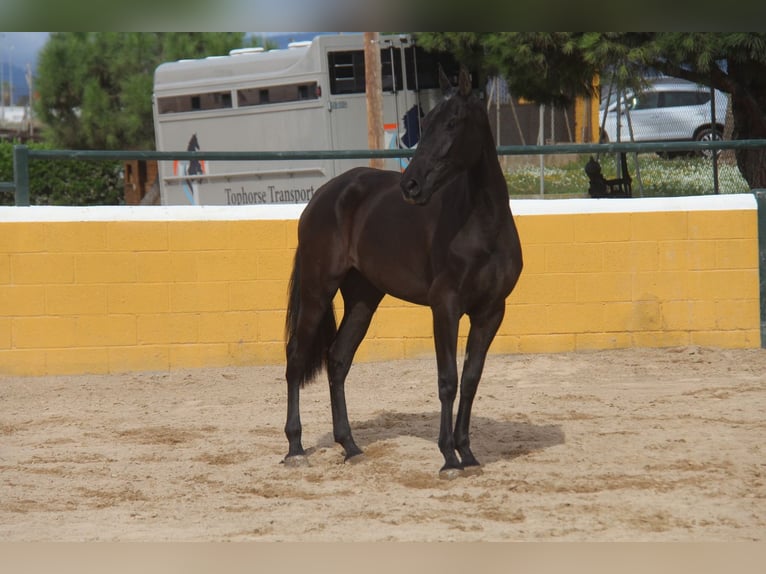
left=447, top=118, right=457, bottom=129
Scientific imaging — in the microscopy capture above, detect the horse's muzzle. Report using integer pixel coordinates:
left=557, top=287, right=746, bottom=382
left=401, top=178, right=426, bottom=205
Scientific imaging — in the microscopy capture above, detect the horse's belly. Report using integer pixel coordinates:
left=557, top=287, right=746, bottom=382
left=355, top=258, right=431, bottom=307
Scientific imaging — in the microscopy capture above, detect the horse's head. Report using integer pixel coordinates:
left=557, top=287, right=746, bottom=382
left=400, top=66, right=487, bottom=205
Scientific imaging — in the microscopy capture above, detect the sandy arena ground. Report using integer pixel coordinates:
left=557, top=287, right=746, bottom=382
left=1, top=346, right=765, bottom=541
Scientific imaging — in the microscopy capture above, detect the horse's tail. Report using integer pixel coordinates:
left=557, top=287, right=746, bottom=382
left=285, top=248, right=336, bottom=387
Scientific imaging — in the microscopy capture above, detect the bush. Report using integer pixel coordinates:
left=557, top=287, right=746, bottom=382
left=0, top=141, right=124, bottom=206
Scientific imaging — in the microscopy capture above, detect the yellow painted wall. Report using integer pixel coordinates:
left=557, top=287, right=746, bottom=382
left=0, top=198, right=760, bottom=376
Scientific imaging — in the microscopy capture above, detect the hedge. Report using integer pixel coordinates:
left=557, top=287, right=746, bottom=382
left=0, top=141, right=124, bottom=206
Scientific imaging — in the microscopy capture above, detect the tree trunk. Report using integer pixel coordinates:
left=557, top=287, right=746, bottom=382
left=731, top=92, right=766, bottom=189
left=728, top=60, right=766, bottom=189
left=735, top=147, right=766, bottom=189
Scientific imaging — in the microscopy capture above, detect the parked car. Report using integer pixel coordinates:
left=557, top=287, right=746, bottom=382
left=599, top=79, right=728, bottom=155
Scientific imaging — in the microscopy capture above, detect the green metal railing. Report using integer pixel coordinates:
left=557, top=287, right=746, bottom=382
left=5, top=139, right=766, bottom=207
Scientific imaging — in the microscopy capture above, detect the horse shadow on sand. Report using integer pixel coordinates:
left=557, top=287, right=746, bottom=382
left=314, top=411, right=565, bottom=465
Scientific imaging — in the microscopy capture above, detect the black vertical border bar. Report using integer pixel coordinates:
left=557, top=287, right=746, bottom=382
left=755, top=190, right=766, bottom=348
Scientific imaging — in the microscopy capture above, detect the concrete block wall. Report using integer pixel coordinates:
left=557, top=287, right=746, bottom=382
left=0, top=195, right=761, bottom=377
left=503, top=196, right=760, bottom=353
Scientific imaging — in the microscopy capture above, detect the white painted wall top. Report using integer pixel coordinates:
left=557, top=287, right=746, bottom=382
left=0, top=194, right=757, bottom=223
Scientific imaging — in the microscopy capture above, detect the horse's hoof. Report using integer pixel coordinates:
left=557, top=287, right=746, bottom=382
left=462, top=465, right=483, bottom=477
left=283, top=454, right=310, bottom=468
left=345, top=452, right=366, bottom=465
left=439, top=467, right=464, bottom=481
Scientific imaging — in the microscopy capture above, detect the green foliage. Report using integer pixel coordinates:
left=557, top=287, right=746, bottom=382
left=418, top=32, right=766, bottom=187
left=417, top=32, right=600, bottom=106
left=34, top=32, right=248, bottom=151
left=417, top=32, right=766, bottom=106
left=0, top=141, right=123, bottom=206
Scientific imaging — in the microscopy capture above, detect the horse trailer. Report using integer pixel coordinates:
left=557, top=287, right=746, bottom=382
left=152, top=34, right=468, bottom=206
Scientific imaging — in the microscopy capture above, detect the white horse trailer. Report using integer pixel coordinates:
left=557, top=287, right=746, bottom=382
left=152, top=34, right=466, bottom=205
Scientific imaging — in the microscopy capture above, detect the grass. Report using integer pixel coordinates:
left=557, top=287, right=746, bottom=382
left=504, top=153, right=751, bottom=198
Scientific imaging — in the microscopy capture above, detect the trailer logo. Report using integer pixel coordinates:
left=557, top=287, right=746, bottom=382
left=172, top=133, right=206, bottom=204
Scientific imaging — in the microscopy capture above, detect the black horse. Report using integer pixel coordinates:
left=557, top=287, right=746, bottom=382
left=284, top=67, right=523, bottom=477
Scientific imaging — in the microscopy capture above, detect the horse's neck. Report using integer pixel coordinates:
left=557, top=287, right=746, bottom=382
left=468, top=145, right=511, bottom=220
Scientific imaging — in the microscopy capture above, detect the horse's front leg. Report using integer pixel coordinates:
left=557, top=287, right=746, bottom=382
left=454, top=303, right=506, bottom=471
left=431, top=301, right=462, bottom=478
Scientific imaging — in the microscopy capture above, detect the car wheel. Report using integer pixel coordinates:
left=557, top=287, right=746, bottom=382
left=694, top=127, right=723, bottom=158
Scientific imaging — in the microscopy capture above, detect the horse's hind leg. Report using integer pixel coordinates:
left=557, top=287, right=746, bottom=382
left=284, top=300, right=328, bottom=464
left=454, top=303, right=506, bottom=471
left=284, top=280, right=341, bottom=465
left=284, top=368, right=307, bottom=464
left=327, top=270, right=383, bottom=461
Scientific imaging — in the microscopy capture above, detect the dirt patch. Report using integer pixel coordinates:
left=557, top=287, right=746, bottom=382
left=1, top=346, right=765, bottom=541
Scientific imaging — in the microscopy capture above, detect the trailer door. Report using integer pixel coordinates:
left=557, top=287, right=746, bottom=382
left=325, top=45, right=413, bottom=176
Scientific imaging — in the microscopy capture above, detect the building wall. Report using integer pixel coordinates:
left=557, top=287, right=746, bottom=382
left=0, top=195, right=760, bottom=377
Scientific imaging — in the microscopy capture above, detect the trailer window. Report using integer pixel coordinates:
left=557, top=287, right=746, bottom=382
left=404, top=47, right=465, bottom=91
left=157, top=91, right=232, bottom=114
left=328, top=49, right=404, bottom=95
left=328, top=51, right=366, bottom=94
left=237, top=82, right=319, bottom=107
left=380, top=46, right=403, bottom=92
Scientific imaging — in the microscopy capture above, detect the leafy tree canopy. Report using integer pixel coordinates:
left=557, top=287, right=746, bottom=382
left=34, top=32, right=270, bottom=150
left=417, top=32, right=766, bottom=187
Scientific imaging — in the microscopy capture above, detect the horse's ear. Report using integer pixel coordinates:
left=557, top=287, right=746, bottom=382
left=458, top=66, right=472, bottom=97
left=438, top=64, right=452, bottom=95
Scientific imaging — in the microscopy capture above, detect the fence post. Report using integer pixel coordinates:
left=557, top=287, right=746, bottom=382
left=13, top=145, right=30, bottom=206
left=755, top=190, right=766, bottom=348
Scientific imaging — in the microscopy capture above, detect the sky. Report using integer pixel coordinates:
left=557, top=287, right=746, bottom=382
left=0, top=32, right=325, bottom=72
left=0, top=32, right=309, bottom=102
left=1, top=31, right=49, bottom=70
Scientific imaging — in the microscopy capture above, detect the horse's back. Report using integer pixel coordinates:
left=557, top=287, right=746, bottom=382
left=299, top=167, right=398, bottom=230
